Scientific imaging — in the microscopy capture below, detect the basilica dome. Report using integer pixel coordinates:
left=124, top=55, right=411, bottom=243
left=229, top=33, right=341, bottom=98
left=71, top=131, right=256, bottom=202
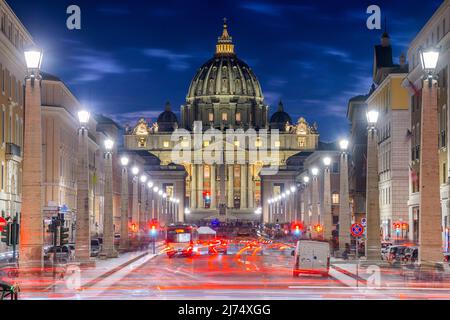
left=157, top=101, right=178, bottom=132
left=270, top=101, right=292, bottom=130
left=181, top=19, right=269, bottom=131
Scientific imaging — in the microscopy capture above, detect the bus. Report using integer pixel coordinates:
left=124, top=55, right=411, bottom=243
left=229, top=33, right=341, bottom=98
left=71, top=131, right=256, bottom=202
left=165, top=224, right=199, bottom=258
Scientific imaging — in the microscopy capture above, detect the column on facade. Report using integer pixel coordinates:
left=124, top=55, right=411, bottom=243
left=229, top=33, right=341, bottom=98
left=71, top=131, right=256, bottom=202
left=227, top=165, right=234, bottom=208
left=323, top=167, right=332, bottom=241
left=197, top=165, right=204, bottom=209
left=190, top=164, right=197, bottom=209
left=240, top=164, right=248, bottom=209
left=339, top=152, right=351, bottom=252
left=248, top=165, right=254, bottom=208
left=175, top=180, right=184, bottom=223
left=210, top=165, right=216, bottom=209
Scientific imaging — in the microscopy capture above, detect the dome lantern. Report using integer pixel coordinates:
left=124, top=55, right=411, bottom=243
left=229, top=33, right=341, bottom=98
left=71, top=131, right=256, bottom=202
left=216, top=18, right=235, bottom=56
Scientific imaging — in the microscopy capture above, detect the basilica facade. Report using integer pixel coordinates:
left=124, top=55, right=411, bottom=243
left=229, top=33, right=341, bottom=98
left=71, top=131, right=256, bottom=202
left=123, top=21, right=319, bottom=223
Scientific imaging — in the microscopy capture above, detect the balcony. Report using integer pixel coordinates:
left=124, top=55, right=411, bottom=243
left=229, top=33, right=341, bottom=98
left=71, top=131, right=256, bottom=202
left=5, top=143, right=22, bottom=160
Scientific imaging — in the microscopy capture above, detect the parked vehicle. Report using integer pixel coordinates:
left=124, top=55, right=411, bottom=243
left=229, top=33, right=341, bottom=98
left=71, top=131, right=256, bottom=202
left=381, top=242, right=393, bottom=260
left=402, top=247, right=418, bottom=264
left=90, top=239, right=101, bottom=257
left=293, top=240, right=330, bottom=277
left=386, top=245, right=407, bottom=263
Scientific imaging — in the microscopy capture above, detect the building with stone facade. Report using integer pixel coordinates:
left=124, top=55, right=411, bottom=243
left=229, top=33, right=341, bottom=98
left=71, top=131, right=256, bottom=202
left=367, top=32, right=410, bottom=241
left=405, top=0, right=450, bottom=250
left=0, top=0, right=32, bottom=254
left=123, top=21, right=320, bottom=223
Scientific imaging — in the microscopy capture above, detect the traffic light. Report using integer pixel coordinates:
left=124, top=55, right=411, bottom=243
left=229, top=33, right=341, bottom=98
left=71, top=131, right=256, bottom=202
left=314, top=224, right=323, bottom=233
left=10, top=219, right=19, bottom=246
left=60, top=226, right=70, bottom=246
left=1, top=221, right=11, bottom=246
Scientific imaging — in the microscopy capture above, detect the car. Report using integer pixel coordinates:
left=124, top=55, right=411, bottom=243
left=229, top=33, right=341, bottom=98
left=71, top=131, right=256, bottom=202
left=208, top=239, right=228, bottom=255
left=402, top=247, right=418, bottom=264
left=90, top=239, right=101, bottom=257
left=386, top=245, right=407, bottom=263
left=293, top=240, right=330, bottom=277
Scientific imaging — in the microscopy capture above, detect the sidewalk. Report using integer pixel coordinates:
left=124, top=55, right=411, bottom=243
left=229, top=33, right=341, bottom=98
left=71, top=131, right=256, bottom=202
left=19, top=242, right=164, bottom=298
left=330, top=258, right=450, bottom=289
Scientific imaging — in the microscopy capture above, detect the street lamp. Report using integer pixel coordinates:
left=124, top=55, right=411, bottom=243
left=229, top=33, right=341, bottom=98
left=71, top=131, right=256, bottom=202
left=147, top=181, right=154, bottom=189
left=339, top=139, right=349, bottom=151
left=417, top=46, right=443, bottom=266
left=322, top=157, right=332, bottom=240
left=365, top=108, right=381, bottom=262
left=153, top=186, right=159, bottom=193
left=78, top=110, right=90, bottom=129
left=303, top=176, right=310, bottom=184
left=20, top=47, right=45, bottom=269
left=131, top=166, right=140, bottom=234
left=100, top=138, right=118, bottom=258
left=311, top=167, right=320, bottom=238
left=140, top=175, right=148, bottom=184
left=339, top=139, right=351, bottom=254
left=311, top=167, right=319, bottom=176
left=119, top=156, right=130, bottom=251
left=132, top=166, right=139, bottom=176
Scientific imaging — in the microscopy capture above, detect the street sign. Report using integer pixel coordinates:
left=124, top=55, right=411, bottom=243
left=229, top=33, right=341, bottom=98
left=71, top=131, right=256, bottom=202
left=361, top=218, right=367, bottom=227
left=0, top=217, right=6, bottom=232
left=351, top=223, right=364, bottom=237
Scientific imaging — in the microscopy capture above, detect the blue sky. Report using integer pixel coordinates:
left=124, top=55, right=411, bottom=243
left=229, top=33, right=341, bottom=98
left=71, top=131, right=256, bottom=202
left=9, top=0, right=443, bottom=141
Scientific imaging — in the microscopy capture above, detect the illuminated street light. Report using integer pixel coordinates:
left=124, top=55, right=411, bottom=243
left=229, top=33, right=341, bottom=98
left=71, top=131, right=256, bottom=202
left=140, top=175, right=148, bottom=184
left=24, top=47, right=43, bottom=71
left=78, top=110, right=90, bottom=127
left=366, top=110, right=379, bottom=127
left=303, top=176, right=310, bottom=184
left=419, top=47, right=440, bottom=71
left=290, top=186, right=297, bottom=193
left=185, top=208, right=191, bottom=215
left=147, top=181, right=154, bottom=189
left=104, top=139, right=114, bottom=152
left=131, top=166, right=139, bottom=176
left=339, top=139, right=349, bottom=151
left=323, top=157, right=331, bottom=167
left=153, top=186, right=159, bottom=193
left=311, top=167, right=319, bottom=176
left=120, top=156, right=129, bottom=167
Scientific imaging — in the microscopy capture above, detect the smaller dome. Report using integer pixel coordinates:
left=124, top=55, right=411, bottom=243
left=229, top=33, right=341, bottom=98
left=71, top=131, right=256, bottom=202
left=270, top=101, right=292, bottom=130
left=157, top=102, right=179, bottom=132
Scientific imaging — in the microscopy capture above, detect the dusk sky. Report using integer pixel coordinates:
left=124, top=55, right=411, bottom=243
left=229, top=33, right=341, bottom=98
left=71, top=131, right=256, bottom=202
left=10, top=0, right=443, bottom=141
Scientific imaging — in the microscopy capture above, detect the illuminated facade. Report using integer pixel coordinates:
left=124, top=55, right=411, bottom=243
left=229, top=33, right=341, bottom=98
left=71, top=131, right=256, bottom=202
left=124, top=21, right=319, bottom=223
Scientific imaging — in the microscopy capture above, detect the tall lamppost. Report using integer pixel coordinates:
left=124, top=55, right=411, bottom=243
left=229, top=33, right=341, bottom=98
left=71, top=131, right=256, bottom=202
left=147, top=181, right=154, bottom=220
left=339, top=139, right=351, bottom=254
left=20, top=48, right=44, bottom=270
left=100, top=139, right=118, bottom=258
left=322, top=157, right=332, bottom=241
left=418, top=47, right=443, bottom=267
left=366, top=110, right=381, bottom=262
left=74, top=110, right=92, bottom=265
left=119, top=156, right=129, bottom=252
left=311, top=167, right=320, bottom=238
left=131, top=166, right=139, bottom=231
left=303, top=176, right=310, bottom=231
left=290, top=185, right=298, bottom=222
left=153, top=186, right=159, bottom=221
left=140, top=175, right=148, bottom=231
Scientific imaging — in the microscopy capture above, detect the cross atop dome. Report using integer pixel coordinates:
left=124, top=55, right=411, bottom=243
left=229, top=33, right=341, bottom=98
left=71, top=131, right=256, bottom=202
left=216, top=18, right=235, bottom=56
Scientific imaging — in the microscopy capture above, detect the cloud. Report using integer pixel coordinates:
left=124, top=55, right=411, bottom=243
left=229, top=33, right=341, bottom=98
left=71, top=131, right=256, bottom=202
left=240, top=2, right=315, bottom=16
left=106, top=110, right=164, bottom=126
left=68, top=49, right=125, bottom=83
left=143, top=48, right=192, bottom=71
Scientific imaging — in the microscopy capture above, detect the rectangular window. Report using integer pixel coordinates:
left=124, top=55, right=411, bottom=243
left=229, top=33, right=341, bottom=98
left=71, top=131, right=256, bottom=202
left=222, top=113, right=228, bottom=122
left=163, top=141, right=170, bottom=148
left=208, top=113, right=214, bottom=122
left=236, top=112, right=241, bottom=122
left=332, top=193, right=340, bottom=204
left=274, top=141, right=281, bottom=147
left=203, top=140, right=210, bottom=147
left=1, top=163, right=4, bottom=191
left=444, top=163, right=447, bottom=184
